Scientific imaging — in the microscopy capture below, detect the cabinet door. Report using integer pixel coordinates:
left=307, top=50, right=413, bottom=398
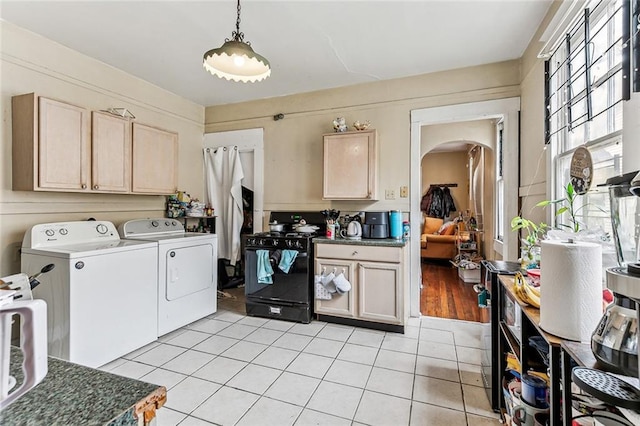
left=131, top=123, right=178, bottom=194
left=91, top=111, right=131, bottom=192
left=358, top=261, right=402, bottom=324
left=323, top=130, right=377, bottom=200
left=314, top=258, right=356, bottom=318
left=38, top=97, right=90, bottom=191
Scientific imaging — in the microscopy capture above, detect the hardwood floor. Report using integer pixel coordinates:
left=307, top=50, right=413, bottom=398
left=420, top=259, right=489, bottom=323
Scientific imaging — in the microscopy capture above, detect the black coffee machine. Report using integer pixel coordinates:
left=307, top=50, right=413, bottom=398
left=362, top=212, right=389, bottom=239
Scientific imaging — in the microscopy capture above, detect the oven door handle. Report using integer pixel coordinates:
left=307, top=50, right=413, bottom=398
left=246, top=249, right=307, bottom=258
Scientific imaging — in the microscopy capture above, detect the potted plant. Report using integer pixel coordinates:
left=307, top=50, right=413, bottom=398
left=510, top=216, right=548, bottom=268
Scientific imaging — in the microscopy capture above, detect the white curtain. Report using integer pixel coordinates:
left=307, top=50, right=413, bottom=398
left=469, top=146, right=484, bottom=229
left=204, top=146, right=245, bottom=265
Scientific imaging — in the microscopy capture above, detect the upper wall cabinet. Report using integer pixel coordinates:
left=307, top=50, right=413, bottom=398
left=131, top=123, right=178, bottom=195
left=12, top=93, right=91, bottom=192
left=12, top=93, right=179, bottom=195
left=91, top=111, right=131, bottom=193
left=323, top=130, right=378, bottom=200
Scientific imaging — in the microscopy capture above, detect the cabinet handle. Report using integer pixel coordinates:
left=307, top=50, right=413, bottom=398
left=352, top=251, right=358, bottom=256
left=93, top=185, right=99, bottom=190
left=81, top=184, right=87, bottom=189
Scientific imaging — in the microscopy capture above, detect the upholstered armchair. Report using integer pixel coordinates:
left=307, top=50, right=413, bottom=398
left=420, top=217, right=461, bottom=260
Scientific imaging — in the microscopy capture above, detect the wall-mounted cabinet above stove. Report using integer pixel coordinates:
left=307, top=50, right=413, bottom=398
left=322, top=129, right=378, bottom=200
left=11, top=93, right=178, bottom=195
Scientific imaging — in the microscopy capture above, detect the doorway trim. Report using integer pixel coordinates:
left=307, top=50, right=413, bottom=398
left=203, top=128, right=265, bottom=233
left=410, top=98, right=520, bottom=317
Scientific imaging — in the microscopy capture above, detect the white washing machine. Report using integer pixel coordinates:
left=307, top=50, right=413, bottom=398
left=119, top=218, right=218, bottom=336
left=21, top=221, right=158, bottom=368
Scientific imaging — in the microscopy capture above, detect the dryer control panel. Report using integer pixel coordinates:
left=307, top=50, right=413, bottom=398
left=119, top=218, right=184, bottom=238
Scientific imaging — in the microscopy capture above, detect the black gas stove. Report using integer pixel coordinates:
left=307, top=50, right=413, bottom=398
left=243, top=211, right=325, bottom=323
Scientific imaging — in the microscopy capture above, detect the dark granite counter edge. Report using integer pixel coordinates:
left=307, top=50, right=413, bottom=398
left=313, top=236, right=408, bottom=247
left=3, top=347, right=165, bottom=426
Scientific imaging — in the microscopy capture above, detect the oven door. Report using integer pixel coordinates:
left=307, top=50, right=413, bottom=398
left=244, top=248, right=310, bottom=305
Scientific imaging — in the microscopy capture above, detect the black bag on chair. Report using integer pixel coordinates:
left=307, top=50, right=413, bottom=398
left=218, top=258, right=243, bottom=289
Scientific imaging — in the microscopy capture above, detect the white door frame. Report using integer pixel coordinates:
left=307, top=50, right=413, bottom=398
left=203, top=128, right=265, bottom=233
left=410, top=98, right=520, bottom=317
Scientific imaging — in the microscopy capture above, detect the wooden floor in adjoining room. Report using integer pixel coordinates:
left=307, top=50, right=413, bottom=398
left=420, top=259, right=489, bottom=323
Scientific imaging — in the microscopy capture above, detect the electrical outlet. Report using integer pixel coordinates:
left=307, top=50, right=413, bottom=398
left=385, top=189, right=395, bottom=200
left=400, top=186, right=408, bottom=198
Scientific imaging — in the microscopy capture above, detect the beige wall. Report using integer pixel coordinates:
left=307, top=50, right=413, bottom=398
left=421, top=151, right=469, bottom=220
left=204, top=61, right=520, bottom=219
left=0, top=21, right=205, bottom=275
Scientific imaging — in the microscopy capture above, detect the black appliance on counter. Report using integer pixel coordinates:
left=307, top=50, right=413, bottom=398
left=480, top=260, right=522, bottom=412
left=243, top=211, right=325, bottom=323
left=362, top=211, right=389, bottom=239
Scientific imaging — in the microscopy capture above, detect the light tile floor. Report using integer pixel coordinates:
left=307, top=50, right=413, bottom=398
left=100, top=311, right=502, bottom=426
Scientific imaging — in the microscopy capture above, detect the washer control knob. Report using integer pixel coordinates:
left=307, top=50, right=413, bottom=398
left=59, top=228, right=68, bottom=235
left=165, top=221, right=171, bottom=227
left=45, top=229, right=55, bottom=237
left=151, top=220, right=159, bottom=227
left=96, top=224, right=109, bottom=234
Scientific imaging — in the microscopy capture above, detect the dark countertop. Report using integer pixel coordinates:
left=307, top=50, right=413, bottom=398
left=1, top=347, right=166, bottom=426
left=314, top=236, right=408, bottom=247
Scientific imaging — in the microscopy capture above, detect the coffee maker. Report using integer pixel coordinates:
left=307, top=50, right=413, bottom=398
left=591, top=171, right=640, bottom=379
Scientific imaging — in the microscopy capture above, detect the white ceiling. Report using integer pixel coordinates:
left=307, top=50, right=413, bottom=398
left=0, top=1, right=553, bottom=107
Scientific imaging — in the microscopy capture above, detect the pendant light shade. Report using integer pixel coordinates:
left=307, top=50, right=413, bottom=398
left=203, top=0, right=271, bottom=83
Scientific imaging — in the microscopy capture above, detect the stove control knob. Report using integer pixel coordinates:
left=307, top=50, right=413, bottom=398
left=151, top=220, right=159, bottom=227
left=96, top=224, right=109, bottom=234
left=272, top=240, right=279, bottom=247
left=247, top=238, right=255, bottom=246
left=296, top=241, right=303, bottom=249
left=259, top=239, right=265, bottom=246
left=59, top=228, right=68, bottom=236
left=45, top=229, right=55, bottom=237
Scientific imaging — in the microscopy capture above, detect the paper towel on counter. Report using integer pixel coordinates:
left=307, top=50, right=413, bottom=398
left=539, top=239, right=602, bottom=342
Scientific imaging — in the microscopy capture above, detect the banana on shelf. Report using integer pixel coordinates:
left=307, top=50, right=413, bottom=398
left=513, top=272, right=541, bottom=309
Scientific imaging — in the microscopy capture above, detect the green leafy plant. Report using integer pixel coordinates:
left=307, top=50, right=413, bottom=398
left=510, top=216, right=548, bottom=249
left=536, top=182, right=594, bottom=233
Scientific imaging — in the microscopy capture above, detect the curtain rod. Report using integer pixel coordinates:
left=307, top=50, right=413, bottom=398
left=430, top=183, right=458, bottom=188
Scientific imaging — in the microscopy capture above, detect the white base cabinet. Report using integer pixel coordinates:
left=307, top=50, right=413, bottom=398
left=314, top=242, right=407, bottom=331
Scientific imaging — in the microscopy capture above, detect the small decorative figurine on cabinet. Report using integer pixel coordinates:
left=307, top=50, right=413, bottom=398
left=332, top=117, right=347, bottom=132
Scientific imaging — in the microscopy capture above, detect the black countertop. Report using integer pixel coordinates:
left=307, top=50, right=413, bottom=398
left=0, top=347, right=165, bottom=426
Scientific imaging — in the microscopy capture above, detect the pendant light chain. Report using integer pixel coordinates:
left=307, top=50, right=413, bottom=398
left=227, top=0, right=250, bottom=46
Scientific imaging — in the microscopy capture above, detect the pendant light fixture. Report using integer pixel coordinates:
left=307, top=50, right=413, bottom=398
left=203, top=0, right=271, bottom=83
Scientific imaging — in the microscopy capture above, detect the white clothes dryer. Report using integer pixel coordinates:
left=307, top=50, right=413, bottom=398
left=21, top=221, right=158, bottom=368
left=119, top=218, right=218, bottom=336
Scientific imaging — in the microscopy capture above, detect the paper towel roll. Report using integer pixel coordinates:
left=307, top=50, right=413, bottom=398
left=539, top=240, right=602, bottom=342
